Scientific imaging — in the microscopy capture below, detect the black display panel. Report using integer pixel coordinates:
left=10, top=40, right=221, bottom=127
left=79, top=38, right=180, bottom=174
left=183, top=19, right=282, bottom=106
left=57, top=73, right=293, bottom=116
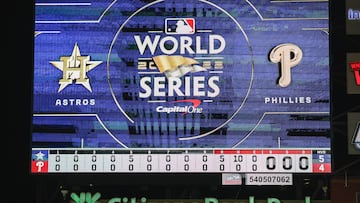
left=31, top=0, right=331, bottom=176
left=346, top=0, right=360, bottom=35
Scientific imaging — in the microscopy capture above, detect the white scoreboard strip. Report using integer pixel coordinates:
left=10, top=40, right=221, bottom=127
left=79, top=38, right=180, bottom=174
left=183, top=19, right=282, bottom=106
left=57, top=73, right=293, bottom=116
left=31, top=149, right=331, bottom=173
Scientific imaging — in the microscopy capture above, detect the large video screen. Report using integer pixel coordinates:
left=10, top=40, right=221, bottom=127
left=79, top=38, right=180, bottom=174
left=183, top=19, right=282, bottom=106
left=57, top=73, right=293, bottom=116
left=32, top=0, right=331, bottom=179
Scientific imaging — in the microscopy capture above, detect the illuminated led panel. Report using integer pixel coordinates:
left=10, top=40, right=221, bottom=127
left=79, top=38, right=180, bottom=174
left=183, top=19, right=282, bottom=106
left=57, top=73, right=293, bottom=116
left=32, top=0, right=330, bottom=174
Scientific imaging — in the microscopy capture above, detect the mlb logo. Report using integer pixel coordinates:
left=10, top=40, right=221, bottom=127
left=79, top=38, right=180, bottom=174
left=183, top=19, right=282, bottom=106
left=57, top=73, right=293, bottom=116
left=165, top=18, right=195, bottom=34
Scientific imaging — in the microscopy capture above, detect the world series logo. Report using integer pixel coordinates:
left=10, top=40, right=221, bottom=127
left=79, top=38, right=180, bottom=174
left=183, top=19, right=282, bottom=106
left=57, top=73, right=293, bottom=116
left=105, top=1, right=304, bottom=140
left=106, top=0, right=254, bottom=140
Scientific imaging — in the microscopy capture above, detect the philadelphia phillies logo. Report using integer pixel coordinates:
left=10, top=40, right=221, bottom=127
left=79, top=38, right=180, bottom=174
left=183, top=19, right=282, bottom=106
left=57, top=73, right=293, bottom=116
left=269, top=43, right=303, bottom=87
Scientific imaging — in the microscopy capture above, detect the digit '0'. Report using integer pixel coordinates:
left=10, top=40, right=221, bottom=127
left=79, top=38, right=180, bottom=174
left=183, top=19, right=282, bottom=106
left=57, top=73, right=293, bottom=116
left=266, top=156, right=276, bottom=170
left=299, top=156, right=309, bottom=170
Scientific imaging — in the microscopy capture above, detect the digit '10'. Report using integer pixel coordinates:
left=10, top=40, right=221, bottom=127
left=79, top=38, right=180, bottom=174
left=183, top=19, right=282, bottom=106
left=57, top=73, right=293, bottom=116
left=266, top=156, right=309, bottom=171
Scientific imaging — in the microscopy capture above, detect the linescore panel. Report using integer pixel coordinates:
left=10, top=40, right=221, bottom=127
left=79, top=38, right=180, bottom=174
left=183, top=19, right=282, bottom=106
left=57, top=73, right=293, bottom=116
left=32, top=149, right=331, bottom=173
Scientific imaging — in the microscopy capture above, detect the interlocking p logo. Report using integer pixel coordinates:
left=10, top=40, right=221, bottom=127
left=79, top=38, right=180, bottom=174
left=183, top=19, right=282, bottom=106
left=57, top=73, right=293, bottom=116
left=269, top=43, right=303, bottom=87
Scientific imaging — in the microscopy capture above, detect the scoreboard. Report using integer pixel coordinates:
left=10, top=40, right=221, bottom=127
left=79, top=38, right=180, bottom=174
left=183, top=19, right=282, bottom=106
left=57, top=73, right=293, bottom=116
left=31, top=0, right=332, bottom=182
left=31, top=148, right=331, bottom=173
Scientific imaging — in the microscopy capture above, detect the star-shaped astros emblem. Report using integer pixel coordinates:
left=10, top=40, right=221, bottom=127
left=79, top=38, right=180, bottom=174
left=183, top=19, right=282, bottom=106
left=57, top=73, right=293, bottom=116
left=50, top=43, right=102, bottom=92
left=35, top=151, right=45, bottom=160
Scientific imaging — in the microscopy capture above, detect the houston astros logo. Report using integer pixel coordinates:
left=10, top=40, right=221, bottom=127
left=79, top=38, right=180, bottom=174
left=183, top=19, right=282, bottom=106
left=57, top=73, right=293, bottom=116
left=50, top=43, right=102, bottom=93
